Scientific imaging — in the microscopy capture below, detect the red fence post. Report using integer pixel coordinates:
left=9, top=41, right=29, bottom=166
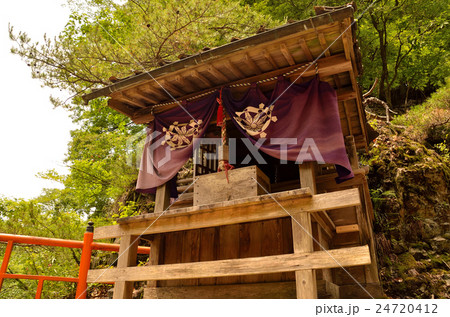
left=0, top=240, right=14, bottom=291
left=75, top=221, right=94, bottom=299
left=35, top=279, right=44, bottom=299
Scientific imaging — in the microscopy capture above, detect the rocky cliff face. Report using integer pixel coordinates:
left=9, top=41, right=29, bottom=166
left=365, top=122, right=450, bottom=298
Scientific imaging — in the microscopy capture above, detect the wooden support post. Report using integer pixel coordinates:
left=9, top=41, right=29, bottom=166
left=345, top=135, right=359, bottom=170
left=318, top=227, right=333, bottom=286
left=365, top=215, right=381, bottom=284
left=146, top=184, right=168, bottom=291
left=113, top=235, right=139, bottom=299
left=299, top=162, right=317, bottom=194
left=155, top=183, right=170, bottom=213
left=292, top=161, right=317, bottom=299
left=147, top=235, right=161, bottom=288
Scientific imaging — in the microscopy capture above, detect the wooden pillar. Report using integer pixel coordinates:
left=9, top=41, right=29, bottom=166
left=155, top=183, right=170, bottom=213
left=364, top=211, right=380, bottom=284
left=291, top=161, right=317, bottom=298
left=145, top=183, right=169, bottom=293
left=345, top=135, right=359, bottom=170
left=147, top=234, right=161, bottom=288
left=318, top=227, right=333, bottom=283
left=113, top=234, right=139, bottom=299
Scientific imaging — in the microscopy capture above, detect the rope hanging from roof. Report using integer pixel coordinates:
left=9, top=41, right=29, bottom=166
left=216, top=88, right=234, bottom=182
left=150, top=61, right=319, bottom=114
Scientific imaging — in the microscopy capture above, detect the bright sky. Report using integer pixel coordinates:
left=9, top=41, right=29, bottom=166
left=0, top=1, right=75, bottom=199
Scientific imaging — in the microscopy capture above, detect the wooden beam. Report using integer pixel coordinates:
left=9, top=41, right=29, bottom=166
left=139, top=83, right=166, bottom=99
left=345, top=135, right=359, bottom=170
left=243, top=53, right=262, bottom=75
left=131, top=111, right=155, bottom=125
left=87, top=245, right=371, bottom=283
left=207, top=65, right=229, bottom=83
left=190, top=70, right=213, bottom=87
left=161, top=80, right=185, bottom=96
left=107, top=99, right=136, bottom=117
left=325, top=280, right=340, bottom=299
left=342, top=100, right=353, bottom=135
left=132, top=54, right=352, bottom=124
left=135, top=87, right=159, bottom=104
left=293, top=162, right=317, bottom=298
left=365, top=225, right=381, bottom=284
left=112, top=235, right=139, bottom=299
left=154, top=183, right=170, bottom=213
left=337, top=87, right=357, bottom=101
left=111, top=91, right=146, bottom=108
left=262, top=49, right=279, bottom=68
left=312, top=213, right=333, bottom=239
left=340, top=22, right=352, bottom=61
left=224, top=60, right=245, bottom=78
left=341, top=18, right=368, bottom=150
left=318, top=33, right=331, bottom=57
left=298, top=38, right=314, bottom=61
left=146, top=234, right=161, bottom=288
left=280, top=44, right=295, bottom=66
left=336, top=224, right=360, bottom=234
left=318, top=210, right=336, bottom=231
left=93, top=188, right=361, bottom=240
left=299, top=162, right=317, bottom=194
left=318, top=228, right=334, bottom=288
left=144, top=281, right=296, bottom=299
left=176, top=75, right=196, bottom=92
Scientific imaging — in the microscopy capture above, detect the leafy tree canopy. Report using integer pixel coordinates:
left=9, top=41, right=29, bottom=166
left=242, top=0, right=449, bottom=106
left=10, top=0, right=277, bottom=110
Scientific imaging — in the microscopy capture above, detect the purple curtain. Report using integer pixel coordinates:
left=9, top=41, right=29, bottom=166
left=136, top=92, right=218, bottom=195
left=136, top=76, right=353, bottom=194
left=221, top=76, right=353, bottom=183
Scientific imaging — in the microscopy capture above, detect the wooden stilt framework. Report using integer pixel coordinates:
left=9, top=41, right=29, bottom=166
left=86, top=134, right=382, bottom=298
left=89, top=187, right=371, bottom=298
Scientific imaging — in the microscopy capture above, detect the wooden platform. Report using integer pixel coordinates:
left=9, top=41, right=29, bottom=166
left=89, top=163, right=381, bottom=299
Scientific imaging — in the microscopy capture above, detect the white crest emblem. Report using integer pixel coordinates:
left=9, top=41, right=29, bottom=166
left=162, top=119, right=203, bottom=150
left=234, top=103, right=277, bottom=138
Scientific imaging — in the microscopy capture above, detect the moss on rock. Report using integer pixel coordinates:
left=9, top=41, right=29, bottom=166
left=365, top=120, right=450, bottom=298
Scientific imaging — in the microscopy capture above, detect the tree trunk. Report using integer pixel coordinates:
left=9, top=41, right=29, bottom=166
left=377, top=19, right=392, bottom=107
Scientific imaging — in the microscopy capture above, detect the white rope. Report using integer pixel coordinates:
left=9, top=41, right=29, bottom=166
left=149, top=61, right=319, bottom=112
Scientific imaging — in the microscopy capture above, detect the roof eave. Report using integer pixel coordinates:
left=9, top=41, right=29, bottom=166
left=81, top=6, right=354, bottom=104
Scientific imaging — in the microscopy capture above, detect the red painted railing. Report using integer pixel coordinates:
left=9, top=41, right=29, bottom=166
left=0, top=222, right=150, bottom=299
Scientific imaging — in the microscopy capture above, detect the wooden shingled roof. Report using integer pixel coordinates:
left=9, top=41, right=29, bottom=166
left=82, top=5, right=368, bottom=150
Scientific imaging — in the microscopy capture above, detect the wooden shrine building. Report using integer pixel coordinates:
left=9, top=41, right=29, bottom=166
left=82, top=5, right=382, bottom=299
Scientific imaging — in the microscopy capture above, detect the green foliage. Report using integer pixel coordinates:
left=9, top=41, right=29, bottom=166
left=393, top=78, right=450, bottom=146
left=243, top=0, right=449, bottom=105
left=434, top=141, right=450, bottom=162
left=0, top=197, right=85, bottom=299
left=241, top=0, right=343, bottom=21
left=9, top=0, right=277, bottom=105
left=358, top=0, right=449, bottom=105
left=114, top=200, right=146, bottom=219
